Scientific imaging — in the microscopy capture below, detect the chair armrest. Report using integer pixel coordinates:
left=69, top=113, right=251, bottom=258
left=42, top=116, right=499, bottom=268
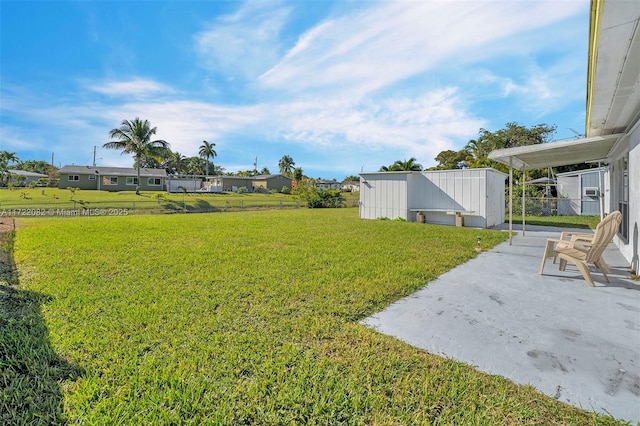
left=559, top=231, right=594, bottom=242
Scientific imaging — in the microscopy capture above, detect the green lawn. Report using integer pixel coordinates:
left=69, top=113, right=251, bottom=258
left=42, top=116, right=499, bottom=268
left=508, top=215, right=601, bottom=230
left=1, top=209, right=624, bottom=424
left=0, top=188, right=360, bottom=214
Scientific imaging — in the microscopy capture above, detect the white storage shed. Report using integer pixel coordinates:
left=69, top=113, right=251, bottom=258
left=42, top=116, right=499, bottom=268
left=556, top=168, right=606, bottom=216
left=359, top=168, right=507, bottom=228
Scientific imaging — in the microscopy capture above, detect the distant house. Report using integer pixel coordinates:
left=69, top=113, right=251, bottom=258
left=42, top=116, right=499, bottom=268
left=204, top=174, right=293, bottom=193
left=316, top=179, right=341, bottom=190
left=252, top=174, right=293, bottom=193
left=8, top=170, right=48, bottom=186
left=341, top=180, right=360, bottom=192
left=58, top=165, right=167, bottom=192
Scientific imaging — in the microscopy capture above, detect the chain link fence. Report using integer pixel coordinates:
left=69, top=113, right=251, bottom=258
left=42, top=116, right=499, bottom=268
left=509, top=197, right=601, bottom=217
left=0, top=198, right=304, bottom=218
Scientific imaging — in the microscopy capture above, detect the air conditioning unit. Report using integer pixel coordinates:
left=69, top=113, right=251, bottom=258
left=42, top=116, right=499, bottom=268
left=583, top=187, right=599, bottom=197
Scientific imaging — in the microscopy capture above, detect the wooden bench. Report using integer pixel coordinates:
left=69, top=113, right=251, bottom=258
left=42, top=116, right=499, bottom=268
left=409, top=208, right=476, bottom=227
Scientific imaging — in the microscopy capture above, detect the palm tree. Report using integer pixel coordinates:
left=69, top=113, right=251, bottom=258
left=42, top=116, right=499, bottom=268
left=199, top=140, right=217, bottom=176
left=0, top=151, right=21, bottom=186
left=278, top=155, right=295, bottom=176
left=104, top=118, right=169, bottom=194
left=379, top=158, right=423, bottom=172
left=390, top=157, right=423, bottom=171
left=163, top=151, right=187, bottom=175
left=292, top=167, right=304, bottom=182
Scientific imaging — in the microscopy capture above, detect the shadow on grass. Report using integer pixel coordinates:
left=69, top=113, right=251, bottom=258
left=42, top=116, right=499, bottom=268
left=193, top=199, right=221, bottom=213
left=0, top=227, right=83, bottom=424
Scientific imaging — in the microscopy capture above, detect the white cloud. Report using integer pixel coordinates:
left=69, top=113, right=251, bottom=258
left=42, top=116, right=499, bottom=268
left=87, top=78, right=176, bottom=98
left=259, top=0, right=584, bottom=99
left=194, top=1, right=291, bottom=80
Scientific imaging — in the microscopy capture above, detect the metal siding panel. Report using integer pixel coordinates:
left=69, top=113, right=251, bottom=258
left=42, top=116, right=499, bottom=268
left=454, top=172, right=464, bottom=209
left=581, top=171, right=601, bottom=216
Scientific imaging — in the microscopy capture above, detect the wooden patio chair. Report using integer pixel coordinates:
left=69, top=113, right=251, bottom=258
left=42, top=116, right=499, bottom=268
left=539, top=211, right=622, bottom=287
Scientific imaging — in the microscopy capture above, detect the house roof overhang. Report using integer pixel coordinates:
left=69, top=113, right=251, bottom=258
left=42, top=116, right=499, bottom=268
left=586, top=0, right=640, bottom=137
left=487, top=133, right=623, bottom=171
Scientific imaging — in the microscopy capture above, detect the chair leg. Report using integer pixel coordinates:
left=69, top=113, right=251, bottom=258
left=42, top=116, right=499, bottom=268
left=596, top=257, right=610, bottom=274
left=539, top=256, right=548, bottom=274
left=559, top=258, right=567, bottom=271
left=594, top=260, right=611, bottom=283
left=574, top=261, right=596, bottom=287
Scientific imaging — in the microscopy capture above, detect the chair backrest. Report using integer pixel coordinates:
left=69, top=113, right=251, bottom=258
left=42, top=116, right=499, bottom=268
left=584, top=211, right=622, bottom=262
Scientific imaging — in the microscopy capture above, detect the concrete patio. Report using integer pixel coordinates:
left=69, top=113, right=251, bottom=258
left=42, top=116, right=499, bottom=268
left=362, top=225, right=640, bottom=423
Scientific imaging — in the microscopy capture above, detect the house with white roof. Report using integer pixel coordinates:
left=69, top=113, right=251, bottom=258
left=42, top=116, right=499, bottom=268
left=489, top=0, right=640, bottom=271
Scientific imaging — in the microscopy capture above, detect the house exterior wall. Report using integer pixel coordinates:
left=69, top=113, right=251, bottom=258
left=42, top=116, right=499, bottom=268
left=316, top=180, right=341, bottom=190
left=341, top=181, right=360, bottom=192
left=260, top=175, right=293, bottom=192
left=609, top=125, right=640, bottom=271
left=58, top=166, right=167, bottom=192
left=60, top=173, right=100, bottom=190
left=221, top=177, right=253, bottom=192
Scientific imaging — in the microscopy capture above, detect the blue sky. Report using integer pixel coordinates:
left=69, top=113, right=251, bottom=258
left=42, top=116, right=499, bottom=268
left=1, top=0, right=589, bottom=180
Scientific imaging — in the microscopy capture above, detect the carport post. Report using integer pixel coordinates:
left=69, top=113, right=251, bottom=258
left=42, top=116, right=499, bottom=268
left=521, top=168, right=526, bottom=236
left=598, top=162, right=605, bottom=221
left=509, top=159, right=513, bottom=245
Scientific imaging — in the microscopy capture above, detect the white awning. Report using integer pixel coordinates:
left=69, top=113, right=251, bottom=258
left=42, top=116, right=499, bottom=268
left=488, top=134, right=623, bottom=171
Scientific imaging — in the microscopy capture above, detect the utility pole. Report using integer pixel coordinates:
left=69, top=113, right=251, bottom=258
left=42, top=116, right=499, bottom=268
left=93, top=146, right=97, bottom=166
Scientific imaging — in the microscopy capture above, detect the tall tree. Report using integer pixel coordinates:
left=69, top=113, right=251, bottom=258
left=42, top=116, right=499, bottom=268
left=379, top=157, right=423, bottom=172
left=292, top=167, right=304, bottom=182
left=390, top=157, right=423, bottom=171
left=104, top=118, right=169, bottom=194
left=163, top=151, right=187, bottom=175
left=433, top=122, right=558, bottom=173
left=278, top=155, right=295, bottom=176
left=0, top=151, right=21, bottom=186
left=13, top=159, right=52, bottom=175
left=199, top=140, right=217, bottom=176
left=433, top=150, right=468, bottom=170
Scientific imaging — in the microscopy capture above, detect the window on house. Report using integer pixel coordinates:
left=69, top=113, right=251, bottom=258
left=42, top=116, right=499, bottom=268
left=68, top=175, right=79, bottom=181
left=126, top=177, right=139, bottom=186
left=103, top=177, right=118, bottom=185
left=618, top=155, right=629, bottom=242
left=88, top=175, right=96, bottom=180
left=148, top=178, right=161, bottom=185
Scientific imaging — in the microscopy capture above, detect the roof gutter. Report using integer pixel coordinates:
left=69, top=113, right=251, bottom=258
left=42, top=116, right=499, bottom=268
left=585, top=0, right=604, bottom=137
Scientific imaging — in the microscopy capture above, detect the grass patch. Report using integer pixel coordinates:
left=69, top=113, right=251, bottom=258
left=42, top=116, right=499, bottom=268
left=0, top=188, right=361, bottom=214
left=508, top=215, right=601, bottom=230
left=0, top=225, right=83, bottom=424
left=4, top=209, right=625, bottom=424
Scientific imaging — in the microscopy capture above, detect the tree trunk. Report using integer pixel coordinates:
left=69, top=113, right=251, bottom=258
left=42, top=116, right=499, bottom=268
left=136, top=160, right=141, bottom=195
